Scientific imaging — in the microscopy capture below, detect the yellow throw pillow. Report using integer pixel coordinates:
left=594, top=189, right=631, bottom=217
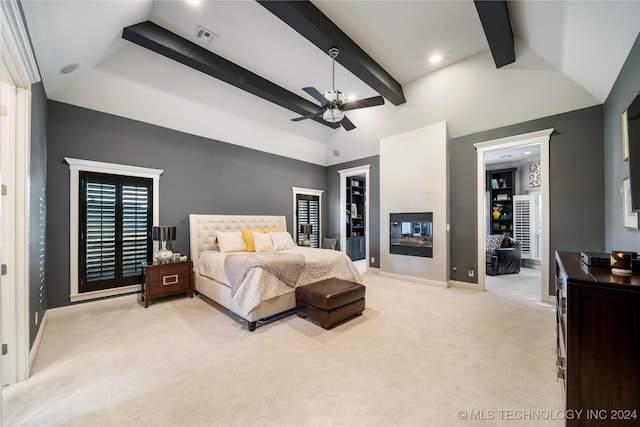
left=262, top=228, right=285, bottom=233
left=241, top=229, right=258, bottom=252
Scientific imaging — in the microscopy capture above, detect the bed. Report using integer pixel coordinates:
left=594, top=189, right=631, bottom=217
left=189, top=214, right=362, bottom=331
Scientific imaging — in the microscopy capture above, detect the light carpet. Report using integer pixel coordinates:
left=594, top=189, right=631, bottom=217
left=3, top=270, right=563, bottom=426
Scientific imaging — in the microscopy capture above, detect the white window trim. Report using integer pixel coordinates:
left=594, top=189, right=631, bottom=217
left=292, top=187, right=323, bottom=246
left=65, top=158, right=163, bottom=302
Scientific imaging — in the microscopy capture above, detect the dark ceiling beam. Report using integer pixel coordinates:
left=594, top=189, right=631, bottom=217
left=257, top=0, right=406, bottom=106
left=122, top=21, right=338, bottom=129
left=473, top=0, right=515, bottom=68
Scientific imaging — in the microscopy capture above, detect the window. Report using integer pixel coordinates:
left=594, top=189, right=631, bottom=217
left=66, top=158, right=162, bottom=302
left=296, top=194, right=320, bottom=247
left=79, top=172, right=152, bottom=292
left=292, top=187, right=323, bottom=249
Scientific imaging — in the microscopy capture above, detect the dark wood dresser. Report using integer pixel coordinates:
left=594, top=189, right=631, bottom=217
left=556, top=252, right=639, bottom=426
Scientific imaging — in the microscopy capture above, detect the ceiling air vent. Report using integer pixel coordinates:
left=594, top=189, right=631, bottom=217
left=194, top=25, right=217, bottom=44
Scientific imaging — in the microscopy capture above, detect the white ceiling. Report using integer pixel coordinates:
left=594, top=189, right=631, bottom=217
left=21, top=0, right=640, bottom=166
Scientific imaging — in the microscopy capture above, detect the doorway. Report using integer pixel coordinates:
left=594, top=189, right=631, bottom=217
left=475, top=129, right=553, bottom=302
left=338, top=165, right=370, bottom=273
left=484, top=147, right=542, bottom=298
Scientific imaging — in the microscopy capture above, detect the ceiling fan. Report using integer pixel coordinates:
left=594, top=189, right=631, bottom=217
left=291, top=47, right=385, bottom=131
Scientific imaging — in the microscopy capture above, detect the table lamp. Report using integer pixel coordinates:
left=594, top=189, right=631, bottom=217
left=152, top=226, right=176, bottom=264
left=300, top=224, right=313, bottom=247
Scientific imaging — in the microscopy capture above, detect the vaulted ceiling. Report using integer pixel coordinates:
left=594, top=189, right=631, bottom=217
left=21, top=1, right=640, bottom=165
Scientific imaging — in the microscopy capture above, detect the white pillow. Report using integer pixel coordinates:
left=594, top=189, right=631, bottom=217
left=271, top=231, right=296, bottom=251
left=216, top=231, right=246, bottom=253
left=253, top=231, right=274, bottom=252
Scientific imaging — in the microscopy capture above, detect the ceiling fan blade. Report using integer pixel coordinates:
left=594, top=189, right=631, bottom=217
left=302, top=87, right=329, bottom=108
left=340, top=115, right=356, bottom=131
left=343, top=95, right=385, bottom=111
left=291, top=111, right=323, bottom=122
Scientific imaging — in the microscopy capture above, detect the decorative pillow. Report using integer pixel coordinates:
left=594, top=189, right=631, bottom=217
left=241, top=229, right=258, bottom=252
left=262, top=228, right=285, bottom=233
left=322, top=238, right=337, bottom=250
left=216, top=231, right=247, bottom=253
left=485, top=234, right=503, bottom=251
left=253, top=231, right=274, bottom=252
left=271, top=231, right=296, bottom=251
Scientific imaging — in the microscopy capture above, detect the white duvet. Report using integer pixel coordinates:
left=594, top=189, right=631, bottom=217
left=197, top=246, right=362, bottom=315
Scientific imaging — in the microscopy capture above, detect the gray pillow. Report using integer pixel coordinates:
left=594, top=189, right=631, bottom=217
left=322, top=238, right=337, bottom=250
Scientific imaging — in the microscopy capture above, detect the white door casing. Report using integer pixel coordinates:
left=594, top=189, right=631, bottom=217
left=475, top=129, right=552, bottom=302
left=1, top=0, right=42, bottom=388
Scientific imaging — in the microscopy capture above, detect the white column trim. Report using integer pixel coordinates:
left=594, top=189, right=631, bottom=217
left=0, top=0, right=41, bottom=86
left=66, top=158, right=163, bottom=303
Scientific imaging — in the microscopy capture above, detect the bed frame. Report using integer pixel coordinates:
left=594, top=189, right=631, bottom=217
left=189, top=214, right=295, bottom=331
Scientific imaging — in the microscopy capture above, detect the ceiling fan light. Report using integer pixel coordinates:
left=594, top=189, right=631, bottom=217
left=323, top=108, right=344, bottom=123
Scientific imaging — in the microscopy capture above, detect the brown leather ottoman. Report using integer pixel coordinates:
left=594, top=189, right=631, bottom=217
left=295, top=278, right=365, bottom=329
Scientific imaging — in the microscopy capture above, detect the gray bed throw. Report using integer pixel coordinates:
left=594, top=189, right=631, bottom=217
left=224, top=253, right=305, bottom=296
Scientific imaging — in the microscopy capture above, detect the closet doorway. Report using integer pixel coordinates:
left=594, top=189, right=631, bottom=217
left=475, top=129, right=552, bottom=302
left=338, top=165, right=370, bottom=273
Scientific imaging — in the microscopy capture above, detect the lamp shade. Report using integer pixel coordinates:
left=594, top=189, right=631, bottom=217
left=152, top=226, right=176, bottom=241
left=300, top=224, right=313, bottom=234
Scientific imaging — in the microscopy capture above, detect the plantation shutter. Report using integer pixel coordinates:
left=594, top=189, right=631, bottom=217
left=80, top=172, right=152, bottom=292
left=84, top=180, right=117, bottom=285
left=122, top=184, right=151, bottom=279
left=296, top=194, right=320, bottom=248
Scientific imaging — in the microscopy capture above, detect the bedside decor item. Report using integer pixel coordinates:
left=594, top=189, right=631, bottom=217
left=152, top=226, right=176, bottom=264
left=300, top=223, right=313, bottom=247
left=611, top=251, right=633, bottom=276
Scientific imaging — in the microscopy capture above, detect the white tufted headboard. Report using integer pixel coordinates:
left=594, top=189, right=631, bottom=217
left=189, top=214, right=287, bottom=265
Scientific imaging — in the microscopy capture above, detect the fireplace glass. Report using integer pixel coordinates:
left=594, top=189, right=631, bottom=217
left=390, top=212, right=433, bottom=257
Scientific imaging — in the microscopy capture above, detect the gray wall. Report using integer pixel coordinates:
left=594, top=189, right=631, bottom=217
left=450, top=105, right=605, bottom=293
left=604, top=33, right=640, bottom=251
left=46, top=101, right=326, bottom=308
left=325, top=156, right=380, bottom=268
left=29, top=82, right=47, bottom=346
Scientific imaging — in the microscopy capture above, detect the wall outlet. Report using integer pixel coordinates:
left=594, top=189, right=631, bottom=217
left=371, top=256, right=375, bottom=263
left=468, top=269, right=474, bottom=278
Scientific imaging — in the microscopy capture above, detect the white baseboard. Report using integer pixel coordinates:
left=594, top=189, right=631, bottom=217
left=379, top=271, right=448, bottom=288
left=28, top=293, right=140, bottom=374
left=29, top=310, right=49, bottom=373
left=449, top=280, right=482, bottom=290
left=47, top=293, right=140, bottom=318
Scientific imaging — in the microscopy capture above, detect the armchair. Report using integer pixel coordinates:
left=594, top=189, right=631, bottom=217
left=486, top=234, right=521, bottom=276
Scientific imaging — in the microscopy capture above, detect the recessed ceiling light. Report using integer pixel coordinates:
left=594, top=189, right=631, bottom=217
left=60, top=63, right=79, bottom=74
left=430, top=54, right=443, bottom=64
left=524, top=151, right=531, bottom=155
left=186, top=0, right=201, bottom=5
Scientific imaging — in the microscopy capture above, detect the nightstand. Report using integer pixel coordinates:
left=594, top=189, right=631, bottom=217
left=142, top=260, right=193, bottom=308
